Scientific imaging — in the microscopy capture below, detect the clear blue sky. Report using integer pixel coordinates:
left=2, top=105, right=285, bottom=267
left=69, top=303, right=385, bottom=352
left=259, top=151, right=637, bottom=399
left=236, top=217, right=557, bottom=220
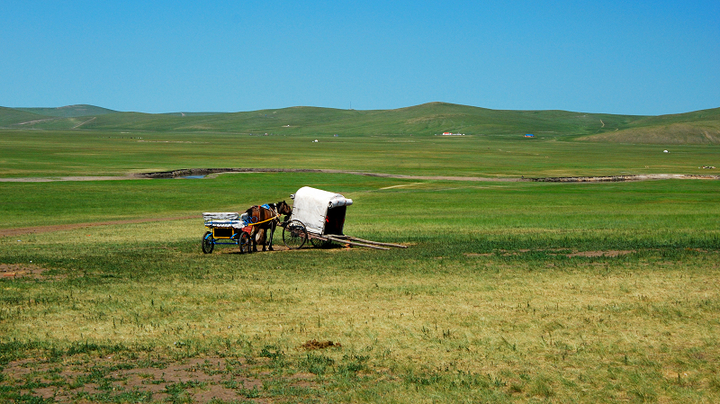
left=1, top=1, right=718, bottom=115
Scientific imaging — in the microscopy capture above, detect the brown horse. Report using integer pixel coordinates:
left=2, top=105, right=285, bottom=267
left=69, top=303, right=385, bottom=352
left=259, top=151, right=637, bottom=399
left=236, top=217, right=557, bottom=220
left=245, top=201, right=292, bottom=252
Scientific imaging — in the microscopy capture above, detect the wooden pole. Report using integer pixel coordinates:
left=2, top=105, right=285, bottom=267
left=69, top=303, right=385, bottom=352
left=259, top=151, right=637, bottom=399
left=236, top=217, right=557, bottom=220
left=324, top=235, right=390, bottom=250
left=338, top=235, right=407, bottom=249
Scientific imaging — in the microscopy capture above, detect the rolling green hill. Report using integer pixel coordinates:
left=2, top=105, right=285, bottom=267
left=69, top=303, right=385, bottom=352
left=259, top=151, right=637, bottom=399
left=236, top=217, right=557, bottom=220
left=0, top=106, right=49, bottom=127
left=1, top=102, right=719, bottom=143
left=578, top=107, right=720, bottom=144
left=71, top=102, right=643, bottom=138
left=16, top=104, right=116, bottom=118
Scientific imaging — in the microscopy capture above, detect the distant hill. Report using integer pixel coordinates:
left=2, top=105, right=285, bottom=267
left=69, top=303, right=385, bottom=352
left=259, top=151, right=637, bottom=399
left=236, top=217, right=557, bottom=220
left=0, top=106, right=49, bottom=127
left=578, top=107, right=720, bottom=144
left=579, top=125, right=720, bottom=144
left=1, top=103, right=719, bottom=144
left=15, top=104, right=117, bottom=118
left=72, top=102, right=641, bottom=138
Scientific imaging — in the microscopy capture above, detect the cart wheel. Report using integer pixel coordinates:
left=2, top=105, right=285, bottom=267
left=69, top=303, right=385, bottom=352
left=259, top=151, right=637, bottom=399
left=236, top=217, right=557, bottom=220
left=283, top=220, right=307, bottom=249
left=202, top=231, right=214, bottom=254
left=239, top=232, right=251, bottom=254
left=310, top=237, right=332, bottom=248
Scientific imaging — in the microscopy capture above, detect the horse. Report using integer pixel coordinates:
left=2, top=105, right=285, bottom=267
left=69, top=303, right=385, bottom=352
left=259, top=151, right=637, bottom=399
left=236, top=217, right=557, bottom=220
left=245, top=201, right=292, bottom=252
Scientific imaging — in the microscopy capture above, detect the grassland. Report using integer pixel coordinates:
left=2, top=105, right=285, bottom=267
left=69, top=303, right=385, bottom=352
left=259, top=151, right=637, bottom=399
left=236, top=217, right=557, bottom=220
left=1, top=104, right=719, bottom=403
left=2, top=103, right=719, bottom=181
left=1, top=128, right=719, bottom=180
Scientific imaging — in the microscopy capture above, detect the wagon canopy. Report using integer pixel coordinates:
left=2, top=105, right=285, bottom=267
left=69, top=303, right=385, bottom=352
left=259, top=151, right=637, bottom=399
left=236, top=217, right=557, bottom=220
left=290, top=186, right=353, bottom=235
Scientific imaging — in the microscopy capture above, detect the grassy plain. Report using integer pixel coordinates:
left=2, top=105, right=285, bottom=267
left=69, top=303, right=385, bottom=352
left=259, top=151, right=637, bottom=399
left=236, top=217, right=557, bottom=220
left=1, top=105, right=720, bottom=402
left=2, top=173, right=720, bottom=403
left=1, top=129, right=718, bottom=179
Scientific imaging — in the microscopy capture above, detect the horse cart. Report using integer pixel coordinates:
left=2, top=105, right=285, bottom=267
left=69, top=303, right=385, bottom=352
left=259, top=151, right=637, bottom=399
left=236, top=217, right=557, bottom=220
left=281, top=186, right=407, bottom=250
left=201, top=212, right=252, bottom=254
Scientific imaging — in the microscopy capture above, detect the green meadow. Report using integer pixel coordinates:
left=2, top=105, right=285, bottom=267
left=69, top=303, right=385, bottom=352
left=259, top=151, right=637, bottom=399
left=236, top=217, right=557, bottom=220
left=1, top=129, right=718, bottom=179
left=1, top=104, right=719, bottom=403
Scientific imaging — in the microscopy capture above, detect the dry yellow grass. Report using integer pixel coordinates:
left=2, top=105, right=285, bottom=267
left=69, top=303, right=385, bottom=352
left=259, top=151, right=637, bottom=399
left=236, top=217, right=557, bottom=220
left=3, top=220, right=719, bottom=402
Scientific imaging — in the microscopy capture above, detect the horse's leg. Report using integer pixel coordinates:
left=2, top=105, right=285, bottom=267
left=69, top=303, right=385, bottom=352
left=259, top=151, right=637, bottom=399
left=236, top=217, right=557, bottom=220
left=257, top=228, right=267, bottom=252
left=250, top=227, right=258, bottom=252
left=268, top=221, right=276, bottom=251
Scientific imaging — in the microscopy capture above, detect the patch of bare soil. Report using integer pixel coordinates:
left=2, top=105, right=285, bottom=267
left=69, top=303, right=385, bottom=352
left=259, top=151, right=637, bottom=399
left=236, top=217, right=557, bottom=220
left=529, top=174, right=720, bottom=182
left=566, top=250, right=635, bottom=258
left=2, top=168, right=718, bottom=184
left=299, top=340, right=342, bottom=350
left=214, top=244, right=292, bottom=255
left=0, top=216, right=195, bottom=238
left=0, top=174, right=141, bottom=183
left=464, top=250, right=636, bottom=258
left=216, top=241, right=360, bottom=255
left=1, top=354, right=318, bottom=403
left=135, top=168, right=526, bottom=182
left=0, top=263, right=59, bottom=280
left=135, top=168, right=720, bottom=182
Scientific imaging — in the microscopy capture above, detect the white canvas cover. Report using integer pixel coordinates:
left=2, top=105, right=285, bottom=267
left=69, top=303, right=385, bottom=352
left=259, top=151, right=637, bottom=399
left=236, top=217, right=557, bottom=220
left=290, top=186, right=353, bottom=234
left=203, top=212, right=239, bottom=221
left=203, top=212, right=245, bottom=228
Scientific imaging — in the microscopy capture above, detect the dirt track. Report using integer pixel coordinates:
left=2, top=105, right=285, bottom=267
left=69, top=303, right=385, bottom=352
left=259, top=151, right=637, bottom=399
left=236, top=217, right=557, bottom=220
left=0, top=216, right=195, bottom=238
left=0, top=174, right=141, bottom=182
left=2, top=168, right=718, bottom=183
left=135, top=168, right=720, bottom=182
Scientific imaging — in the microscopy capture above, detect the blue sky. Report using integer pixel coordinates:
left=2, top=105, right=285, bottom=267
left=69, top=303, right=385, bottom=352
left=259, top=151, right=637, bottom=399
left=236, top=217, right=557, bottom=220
left=1, top=1, right=718, bottom=115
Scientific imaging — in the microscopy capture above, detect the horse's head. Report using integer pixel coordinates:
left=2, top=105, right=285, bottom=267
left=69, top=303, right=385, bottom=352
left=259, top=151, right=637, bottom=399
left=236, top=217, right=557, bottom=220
left=276, top=200, right=292, bottom=216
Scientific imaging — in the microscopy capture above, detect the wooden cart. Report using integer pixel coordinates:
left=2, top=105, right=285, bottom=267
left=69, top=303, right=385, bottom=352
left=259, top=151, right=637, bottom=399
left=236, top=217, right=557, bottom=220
left=281, top=187, right=406, bottom=250
left=201, top=212, right=252, bottom=254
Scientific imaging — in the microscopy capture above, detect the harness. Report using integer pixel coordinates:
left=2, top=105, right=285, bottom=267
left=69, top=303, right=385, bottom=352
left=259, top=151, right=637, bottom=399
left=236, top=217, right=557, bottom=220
left=248, top=213, right=280, bottom=226
left=248, top=204, right=280, bottom=226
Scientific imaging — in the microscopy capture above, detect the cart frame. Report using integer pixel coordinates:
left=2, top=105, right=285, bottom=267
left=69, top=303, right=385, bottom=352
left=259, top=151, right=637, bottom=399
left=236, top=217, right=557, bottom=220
left=201, top=212, right=252, bottom=254
left=281, top=187, right=406, bottom=250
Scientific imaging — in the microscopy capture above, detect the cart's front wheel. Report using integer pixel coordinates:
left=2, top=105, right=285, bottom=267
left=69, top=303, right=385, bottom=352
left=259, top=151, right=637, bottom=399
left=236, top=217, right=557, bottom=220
left=202, top=231, right=214, bottom=254
left=282, top=220, right=307, bottom=249
left=239, top=232, right=251, bottom=254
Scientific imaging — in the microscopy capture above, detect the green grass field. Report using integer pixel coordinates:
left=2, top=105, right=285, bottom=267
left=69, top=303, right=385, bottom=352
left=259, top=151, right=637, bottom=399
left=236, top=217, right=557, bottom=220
left=1, top=129, right=718, bottom=180
left=1, top=104, right=719, bottom=403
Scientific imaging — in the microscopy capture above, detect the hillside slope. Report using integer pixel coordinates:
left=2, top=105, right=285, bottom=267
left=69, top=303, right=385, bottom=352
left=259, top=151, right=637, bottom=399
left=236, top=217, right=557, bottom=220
left=0, top=107, right=51, bottom=127
left=54, top=102, right=643, bottom=138
left=16, top=104, right=117, bottom=118
left=1, top=103, right=719, bottom=143
left=578, top=107, right=720, bottom=144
